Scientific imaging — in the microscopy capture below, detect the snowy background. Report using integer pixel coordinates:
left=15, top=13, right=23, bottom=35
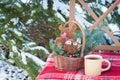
left=0, top=0, right=120, bottom=80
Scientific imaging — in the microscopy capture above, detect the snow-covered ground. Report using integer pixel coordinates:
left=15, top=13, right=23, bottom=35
left=0, top=60, right=32, bottom=80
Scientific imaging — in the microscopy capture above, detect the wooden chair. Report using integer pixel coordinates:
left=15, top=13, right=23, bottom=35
left=69, top=0, right=120, bottom=51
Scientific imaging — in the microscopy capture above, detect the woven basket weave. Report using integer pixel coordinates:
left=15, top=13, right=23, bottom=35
left=54, top=21, right=86, bottom=71
left=54, top=54, right=84, bottom=71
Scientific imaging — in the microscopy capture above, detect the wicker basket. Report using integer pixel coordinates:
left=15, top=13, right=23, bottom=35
left=54, top=20, right=86, bottom=71
left=54, top=54, right=84, bottom=71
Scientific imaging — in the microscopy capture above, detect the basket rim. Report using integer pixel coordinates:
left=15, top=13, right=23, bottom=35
left=63, top=20, right=86, bottom=57
left=54, top=53, right=84, bottom=71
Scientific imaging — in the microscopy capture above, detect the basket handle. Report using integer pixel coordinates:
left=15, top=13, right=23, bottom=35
left=63, top=20, right=85, bottom=58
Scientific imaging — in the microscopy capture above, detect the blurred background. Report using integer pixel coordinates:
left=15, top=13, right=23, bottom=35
left=0, top=0, right=120, bottom=80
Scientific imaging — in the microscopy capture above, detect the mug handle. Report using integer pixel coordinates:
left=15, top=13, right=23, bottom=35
left=101, top=59, right=111, bottom=72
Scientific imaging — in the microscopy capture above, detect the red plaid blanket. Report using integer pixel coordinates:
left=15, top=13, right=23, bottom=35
left=36, top=52, right=120, bottom=80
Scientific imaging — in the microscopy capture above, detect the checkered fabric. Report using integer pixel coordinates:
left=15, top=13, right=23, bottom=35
left=36, top=52, right=120, bottom=80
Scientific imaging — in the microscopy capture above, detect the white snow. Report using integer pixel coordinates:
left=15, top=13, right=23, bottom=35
left=23, top=42, right=49, bottom=54
left=14, top=29, right=22, bottom=36
left=7, top=59, right=15, bottom=64
left=11, top=45, right=47, bottom=67
left=19, top=21, right=26, bottom=30
left=0, top=14, right=5, bottom=19
left=1, top=34, right=7, bottom=40
left=101, top=6, right=107, bottom=13
left=31, top=10, right=36, bottom=16
left=101, top=0, right=112, bottom=4
left=26, top=19, right=33, bottom=25
left=0, top=60, right=32, bottom=80
left=55, top=12, right=66, bottom=22
left=53, top=0, right=69, bottom=18
left=109, top=24, right=119, bottom=32
left=21, top=51, right=27, bottom=64
left=106, top=0, right=113, bottom=4
left=10, top=42, right=48, bottom=67
left=1, top=54, right=5, bottom=59
left=9, top=52, right=14, bottom=58
left=117, top=4, right=120, bottom=15
left=29, top=46, right=49, bottom=54
left=10, top=18, right=19, bottom=25
left=24, top=52, right=46, bottom=68
left=4, top=24, right=8, bottom=28
left=75, top=4, right=86, bottom=17
left=12, top=46, right=20, bottom=56
left=75, top=3, right=93, bottom=28
left=101, top=6, right=112, bottom=20
left=41, top=0, right=48, bottom=9
left=0, top=73, right=7, bottom=80
left=101, top=0, right=105, bottom=5
left=15, top=2, right=22, bottom=8
left=25, top=42, right=36, bottom=46
left=11, top=40, right=16, bottom=44
left=18, top=49, right=46, bottom=66
left=48, top=18, right=54, bottom=22
left=75, top=10, right=92, bottom=28
left=104, top=33, right=113, bottom=44
left=21, top=0, right=30, bottom=3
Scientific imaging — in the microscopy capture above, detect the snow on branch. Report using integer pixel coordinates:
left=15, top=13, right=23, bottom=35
left=20, top=50, right=46, bottom=68
left=24, top=52, right=46, bottom=68
left=29, top=46, right=49, bottom=54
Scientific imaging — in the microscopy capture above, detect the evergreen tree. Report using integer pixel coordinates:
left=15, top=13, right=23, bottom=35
left=0, top=0, right=120, bottom=79
left=0, top=0, right=49, bottom=80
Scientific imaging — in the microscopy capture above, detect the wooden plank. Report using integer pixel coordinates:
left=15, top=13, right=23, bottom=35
left=78, top=0, right=98, bottom=21
left=69, top=0, right=75, bottom=21
left=69, top=0, right=76, bottom=33
left=78, top=0, right=120, bottom=47
left=103, top=26, right=120, bottom=46
left=95, top=45, right=120, bottom=51
left=89, top=0, right=120, bottom=31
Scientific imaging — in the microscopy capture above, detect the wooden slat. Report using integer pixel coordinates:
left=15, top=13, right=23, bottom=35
left=95, top=45, right=120, bottom=51
left=89, top=0, right=120, bottom=31
left=78, top=0, right=98, bottom=21
left=79, top=0, right=120, bottom=31
left=69, top=0, right=76, bottom=31
left=69, top=0, right=75, bottom=21
left=103, top=26, right=120, bottom=46
left=78, top=0, right=120, bottom=47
